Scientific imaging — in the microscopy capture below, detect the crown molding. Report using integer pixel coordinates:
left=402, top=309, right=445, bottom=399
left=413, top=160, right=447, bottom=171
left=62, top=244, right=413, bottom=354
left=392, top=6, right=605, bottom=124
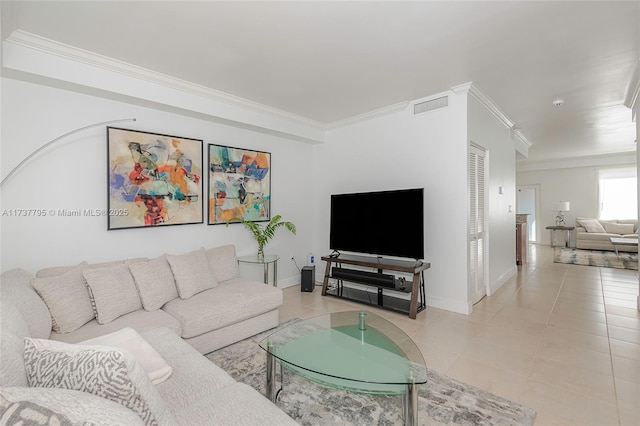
left=517, top=151, right=637, bottom=172
left=453, top=81, right=533, bottom=156
left=4, top=30, right=326, bottom=131
left=458, top=82, right=533, bottom=150
left=326, top=101, right=410, bottom=130
left=625, top=59, right=639, bottom=119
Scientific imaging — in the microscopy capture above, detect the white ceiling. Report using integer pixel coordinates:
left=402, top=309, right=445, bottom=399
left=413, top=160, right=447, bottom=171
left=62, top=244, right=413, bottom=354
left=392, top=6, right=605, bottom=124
left=2, top=1, right=639, bottom=163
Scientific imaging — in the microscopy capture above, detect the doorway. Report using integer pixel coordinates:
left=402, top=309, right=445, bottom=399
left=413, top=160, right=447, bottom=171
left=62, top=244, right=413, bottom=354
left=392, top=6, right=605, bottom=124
left=516, top=185, right=540, bottom=243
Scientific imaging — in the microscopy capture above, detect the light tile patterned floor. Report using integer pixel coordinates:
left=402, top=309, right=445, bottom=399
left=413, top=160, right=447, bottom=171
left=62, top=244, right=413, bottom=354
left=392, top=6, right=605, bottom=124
left=279, top=244, right=640, bottom=425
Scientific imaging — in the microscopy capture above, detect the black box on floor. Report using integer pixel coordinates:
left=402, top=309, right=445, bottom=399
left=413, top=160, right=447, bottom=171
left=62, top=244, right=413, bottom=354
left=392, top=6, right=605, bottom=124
left=301, top=266, right=315, bottom=292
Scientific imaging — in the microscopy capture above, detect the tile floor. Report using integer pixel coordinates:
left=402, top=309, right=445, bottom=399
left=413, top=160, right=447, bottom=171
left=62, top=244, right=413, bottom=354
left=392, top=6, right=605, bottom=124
left=279, top=244, right=640, bottom=425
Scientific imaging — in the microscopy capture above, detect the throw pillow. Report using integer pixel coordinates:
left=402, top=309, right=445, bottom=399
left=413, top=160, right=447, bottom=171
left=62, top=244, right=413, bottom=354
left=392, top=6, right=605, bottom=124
left=0, top=394, right=75, bottom=426
left=167, top=248, right=218, bottom=299
left=31, top=262, right=95, bottom=333
left=129, top=255, right=179, bottom=311
left=83, top=264, right=142, bottom=324
left=577, top=218, right=606, bottom=233
left=205, top=245, right=240, bottom=283
left=603, top=222, right=635, bottom=235
left=81, top=327, right=173, bottom=385
left=23, top=338, right=175, bottom=426
left=0, top=387, right=146, bottom=426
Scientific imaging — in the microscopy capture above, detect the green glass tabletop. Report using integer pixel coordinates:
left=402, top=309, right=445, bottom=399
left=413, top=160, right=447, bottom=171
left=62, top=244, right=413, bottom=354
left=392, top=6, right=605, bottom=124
left=258, top=311, right=427, bottom=394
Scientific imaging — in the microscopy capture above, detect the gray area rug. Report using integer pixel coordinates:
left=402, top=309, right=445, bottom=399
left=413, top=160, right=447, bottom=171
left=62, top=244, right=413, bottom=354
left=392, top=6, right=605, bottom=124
left=554, top=247, right=638, bottom=270
left=206, top=320, right=536, bottom=425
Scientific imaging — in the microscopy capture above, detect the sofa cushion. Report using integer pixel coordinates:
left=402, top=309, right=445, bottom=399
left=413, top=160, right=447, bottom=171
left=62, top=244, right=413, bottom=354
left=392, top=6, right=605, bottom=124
left=23, top=338, right=176, bottom=426
left=174, top=382, right=297, bottom=426
left=81, top=327, right=172, bottom=385
left=1, top=268, right=52, bottom=338
left=576, top=218, right=606, bottom=233
left=162, top=278, right=283, bottom=339
left=0, top=387, right=145, bottom=426
left=167, top=248, right=218, bottom=299
left=83, top=264, right=142, bottom=324
left=575, top=232, right=615, bottom=242
left=0, top=304, right=29, bottom=387
left=49, top=309, right=182, bottom=344
left=31, top=262, right=96, bottom=333
left=36, top=260, right=126, bottom=278
left=603, top=222, right=635, bottom=235
left=129, top=255, right=179, bottom=311
left=205, top=245, right=240, bottom=283
left=141, top=327, right=236, bottom=412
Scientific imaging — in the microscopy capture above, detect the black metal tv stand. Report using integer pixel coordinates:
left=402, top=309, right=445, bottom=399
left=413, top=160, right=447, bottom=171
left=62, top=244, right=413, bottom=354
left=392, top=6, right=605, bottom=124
left=321, top=254, right=430, bottom=319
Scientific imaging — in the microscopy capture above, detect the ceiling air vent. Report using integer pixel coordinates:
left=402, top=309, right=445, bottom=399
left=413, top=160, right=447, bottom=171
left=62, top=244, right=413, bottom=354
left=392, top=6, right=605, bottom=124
left=413, top=96, right=448, bottom=114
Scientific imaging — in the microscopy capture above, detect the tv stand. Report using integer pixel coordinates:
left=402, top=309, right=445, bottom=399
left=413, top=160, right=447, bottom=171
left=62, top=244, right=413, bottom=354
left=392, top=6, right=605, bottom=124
left=321, top=254, right=430, bottom=319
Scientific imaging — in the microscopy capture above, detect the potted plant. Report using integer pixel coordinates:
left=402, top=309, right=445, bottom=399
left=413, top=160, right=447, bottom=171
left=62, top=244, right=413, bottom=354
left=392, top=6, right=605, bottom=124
left=227, top=214, right=296, bottom=261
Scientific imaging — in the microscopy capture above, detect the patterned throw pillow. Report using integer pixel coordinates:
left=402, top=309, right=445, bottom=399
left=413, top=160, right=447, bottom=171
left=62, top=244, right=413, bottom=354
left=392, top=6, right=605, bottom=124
left=0, top=395, right=75, bottom=426
left=23, top=338, right=175, bottom=426
left=167, top=248, right=218, bottom=299
left=1, top=387, right=146, bottom=425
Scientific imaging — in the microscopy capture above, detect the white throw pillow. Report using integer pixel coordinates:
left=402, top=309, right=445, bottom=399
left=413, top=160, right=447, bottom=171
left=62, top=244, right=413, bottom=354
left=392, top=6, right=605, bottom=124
left=83, top=264, right=142, bottom=324
left=167, top=248, right=218, bottom=299
left=603, top=222, right=635, bottom=235
left=205, top=245, right=240, bottom=283
left=31, top=262, right=95, bottom=333
left=129, top=255, right=179, bottom=311
left=23, top=338, right=176, bottom=426
left=577, top=218, right=606, bottom=233
left=81, top=327, right=173, bottom=385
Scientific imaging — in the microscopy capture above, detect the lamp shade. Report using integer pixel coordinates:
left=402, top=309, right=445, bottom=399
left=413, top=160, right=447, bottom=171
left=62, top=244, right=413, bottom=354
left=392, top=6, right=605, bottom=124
left=553, top=201, right=570, bottom=212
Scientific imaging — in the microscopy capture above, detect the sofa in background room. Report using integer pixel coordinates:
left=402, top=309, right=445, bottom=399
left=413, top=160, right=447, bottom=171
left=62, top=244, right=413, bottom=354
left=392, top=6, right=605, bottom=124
left=575, top=217, right=638, bottom=252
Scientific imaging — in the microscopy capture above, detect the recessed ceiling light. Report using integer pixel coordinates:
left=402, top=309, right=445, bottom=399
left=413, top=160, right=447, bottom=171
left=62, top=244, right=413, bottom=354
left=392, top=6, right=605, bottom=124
left=552, top=99, right=564, bottom=107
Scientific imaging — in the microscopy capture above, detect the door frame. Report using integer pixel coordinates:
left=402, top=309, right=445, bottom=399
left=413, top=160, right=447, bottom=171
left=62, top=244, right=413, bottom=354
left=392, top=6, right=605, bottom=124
left=516, top=184, right=541, bottom=243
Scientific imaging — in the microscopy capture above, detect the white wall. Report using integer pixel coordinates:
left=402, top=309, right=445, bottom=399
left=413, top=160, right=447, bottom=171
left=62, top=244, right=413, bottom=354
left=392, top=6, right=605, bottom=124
left=0, top=77, right=314, bottom=287
left=467, top=96, right=517, bottom=295
left=517, top=160, right=636, bottom=246
left=312, top=90, right=472, bottom=314
left=1, top=77, right=521, bottom=315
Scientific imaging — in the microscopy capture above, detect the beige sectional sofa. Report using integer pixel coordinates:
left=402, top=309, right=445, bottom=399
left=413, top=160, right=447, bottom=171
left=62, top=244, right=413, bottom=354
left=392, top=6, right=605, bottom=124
left=0, top=244, right=296, bottom=425
left=575, top=218, right=638, bottom=252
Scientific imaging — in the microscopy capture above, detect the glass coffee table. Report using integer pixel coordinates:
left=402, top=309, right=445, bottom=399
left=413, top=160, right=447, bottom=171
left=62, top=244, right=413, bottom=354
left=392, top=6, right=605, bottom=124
left=258, top=311, right=427, bottom=425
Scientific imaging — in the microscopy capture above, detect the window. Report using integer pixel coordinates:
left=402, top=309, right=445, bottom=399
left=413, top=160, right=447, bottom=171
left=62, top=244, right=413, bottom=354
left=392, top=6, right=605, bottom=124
left=599, top=168, right=637, bottom=220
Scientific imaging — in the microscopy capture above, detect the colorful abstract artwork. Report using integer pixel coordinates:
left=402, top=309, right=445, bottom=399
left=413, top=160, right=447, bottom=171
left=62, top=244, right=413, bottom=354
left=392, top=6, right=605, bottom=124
left=208, top=144, right=271, bottom=225
left=107, top=127, right=203, bottom=230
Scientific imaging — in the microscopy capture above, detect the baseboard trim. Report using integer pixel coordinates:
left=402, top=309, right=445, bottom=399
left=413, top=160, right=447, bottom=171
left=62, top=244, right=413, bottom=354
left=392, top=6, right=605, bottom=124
left=488, top=266, right=517, bottom=296
left=426, top=296, right=472, bottom=315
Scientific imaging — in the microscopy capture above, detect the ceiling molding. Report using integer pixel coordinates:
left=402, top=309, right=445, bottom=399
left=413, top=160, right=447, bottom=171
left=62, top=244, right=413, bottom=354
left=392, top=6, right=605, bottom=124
left=4, top=30, right=326, bottom=130
left=326, top=101, right=410, bottom=130
left=517, top=152, right=637, bottom=172
left=463, top=82, right=533, bottom=150
left=624, top=59, right=640, bottom=120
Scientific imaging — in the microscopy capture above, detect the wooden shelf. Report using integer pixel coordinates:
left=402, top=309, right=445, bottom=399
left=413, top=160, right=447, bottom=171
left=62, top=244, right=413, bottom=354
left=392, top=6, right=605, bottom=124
left=320, top=254, right=430, bottom=319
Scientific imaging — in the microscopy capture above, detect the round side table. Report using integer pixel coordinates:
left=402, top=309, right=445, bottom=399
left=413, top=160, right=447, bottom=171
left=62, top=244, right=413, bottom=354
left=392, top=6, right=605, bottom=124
left=237, top=254, right=280, bottom=286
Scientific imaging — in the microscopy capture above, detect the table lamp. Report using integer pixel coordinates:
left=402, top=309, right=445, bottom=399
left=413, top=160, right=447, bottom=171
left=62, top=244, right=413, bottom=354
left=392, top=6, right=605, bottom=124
left=553, top=201, right=570, bottom=226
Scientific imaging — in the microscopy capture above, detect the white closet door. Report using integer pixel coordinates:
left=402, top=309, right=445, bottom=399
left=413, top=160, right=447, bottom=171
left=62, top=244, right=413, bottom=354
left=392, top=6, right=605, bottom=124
left=469, top=145, right=486, bottom=304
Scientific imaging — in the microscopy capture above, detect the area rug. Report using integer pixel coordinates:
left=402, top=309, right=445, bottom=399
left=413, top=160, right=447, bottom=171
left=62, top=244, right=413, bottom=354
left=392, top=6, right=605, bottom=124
left=206, top=320, right=536, bottom=425
left=553, top=247, right=638, bottom=270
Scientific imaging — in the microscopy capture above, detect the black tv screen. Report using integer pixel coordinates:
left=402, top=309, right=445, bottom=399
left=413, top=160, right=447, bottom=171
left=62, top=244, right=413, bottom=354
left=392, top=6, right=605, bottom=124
left=330, top=188, right=424, bottom=260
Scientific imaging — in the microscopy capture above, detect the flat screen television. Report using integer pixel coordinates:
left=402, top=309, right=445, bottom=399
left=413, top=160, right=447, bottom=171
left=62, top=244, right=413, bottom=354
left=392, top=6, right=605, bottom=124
left=330, top=188, right=424, bottom=260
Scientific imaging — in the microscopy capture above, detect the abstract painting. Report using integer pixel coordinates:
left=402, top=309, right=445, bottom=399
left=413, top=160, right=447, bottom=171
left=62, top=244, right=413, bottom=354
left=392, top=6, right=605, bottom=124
left=208, top=144, right=271, bottom=224
left=107, top=127, right=203, bottom=230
